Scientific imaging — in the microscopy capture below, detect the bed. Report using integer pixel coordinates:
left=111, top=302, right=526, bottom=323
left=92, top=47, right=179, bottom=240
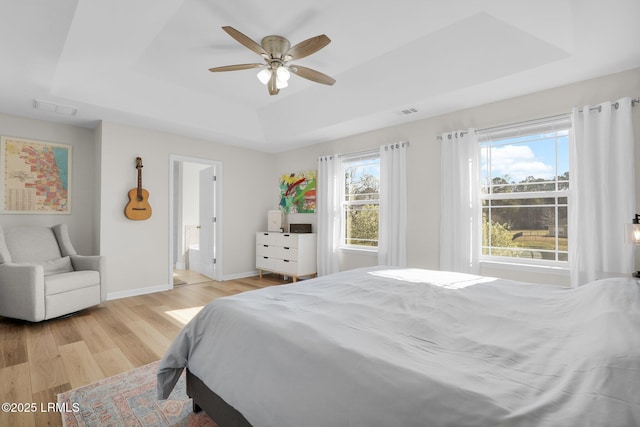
left=157, top=267, right=640, bottom=427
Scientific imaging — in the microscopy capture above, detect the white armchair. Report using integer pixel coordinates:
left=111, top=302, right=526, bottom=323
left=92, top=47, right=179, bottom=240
left=0, top=224, right=105, bottom=322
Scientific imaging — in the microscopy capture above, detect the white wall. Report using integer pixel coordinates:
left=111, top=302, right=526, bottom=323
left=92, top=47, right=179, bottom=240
left=275, top=67, right=640, bottom=285
left=0, top=113, right=97, bottom=255
left=99, top=121, right=274, bottom=298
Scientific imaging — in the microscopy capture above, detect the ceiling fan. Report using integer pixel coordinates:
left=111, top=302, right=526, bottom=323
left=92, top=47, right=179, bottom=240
left=208, top=26, right=336, bottom=96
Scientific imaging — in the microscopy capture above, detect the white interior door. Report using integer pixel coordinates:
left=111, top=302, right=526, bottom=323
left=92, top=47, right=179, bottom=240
left=196, top=166, right=216, bottom=279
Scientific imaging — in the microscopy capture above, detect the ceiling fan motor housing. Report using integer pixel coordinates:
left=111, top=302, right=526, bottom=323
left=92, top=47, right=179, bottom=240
left=261, top=35, right=291, bottom=58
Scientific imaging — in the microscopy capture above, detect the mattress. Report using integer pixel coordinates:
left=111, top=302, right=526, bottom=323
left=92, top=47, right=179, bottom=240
left=158, top=267, right=640, bottom=427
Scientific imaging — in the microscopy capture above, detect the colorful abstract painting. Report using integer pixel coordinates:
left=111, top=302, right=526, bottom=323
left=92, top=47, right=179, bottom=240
left=1, top=136, right=71, bottom=213
left=279, top=170, right=316, bottom=213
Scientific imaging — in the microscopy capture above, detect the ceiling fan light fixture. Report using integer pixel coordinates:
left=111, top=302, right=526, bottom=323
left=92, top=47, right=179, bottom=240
left=276, top=78, right=288, bottom=89
left=257, top=68, right=271, bottom=85
left=276, top=66, right=291, bottom=82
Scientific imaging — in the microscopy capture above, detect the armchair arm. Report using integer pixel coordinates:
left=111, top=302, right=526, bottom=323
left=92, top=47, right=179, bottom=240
left=70, top=255, right=106, bottom=302
left=0, top=263, right=45, bottom=322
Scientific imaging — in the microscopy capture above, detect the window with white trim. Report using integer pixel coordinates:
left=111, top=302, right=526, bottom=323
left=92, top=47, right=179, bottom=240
left=479, top=116, right=571, bottom=264
left=341, top=153, right=380, bottom=249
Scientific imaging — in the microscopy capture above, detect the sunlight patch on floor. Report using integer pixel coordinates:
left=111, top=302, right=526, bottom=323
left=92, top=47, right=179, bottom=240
left=164, top=306, right=204, bottom=325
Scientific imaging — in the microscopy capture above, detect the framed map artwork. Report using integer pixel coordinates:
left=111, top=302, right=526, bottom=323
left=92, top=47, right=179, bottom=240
left=0, top=136, right=72, bottom=214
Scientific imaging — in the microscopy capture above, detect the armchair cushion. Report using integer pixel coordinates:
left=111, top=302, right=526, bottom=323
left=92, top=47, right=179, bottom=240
left=45, top=270, right=100, bottom=295
left=43, top=256, right=74, bottom=276
left=4, top=227, right=62, bottom=263
left=19, top=256, right=74, bottom=276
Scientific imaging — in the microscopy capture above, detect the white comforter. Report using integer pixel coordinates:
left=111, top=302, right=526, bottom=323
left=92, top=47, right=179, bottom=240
left=157, top=267, right=640, bottom=427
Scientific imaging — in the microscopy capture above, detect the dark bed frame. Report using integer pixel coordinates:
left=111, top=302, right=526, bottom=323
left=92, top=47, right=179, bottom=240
left=186, top=369, right=254, bottom=427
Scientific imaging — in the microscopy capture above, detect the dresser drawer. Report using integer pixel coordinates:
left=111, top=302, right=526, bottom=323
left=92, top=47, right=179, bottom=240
left=256, top=255, right=274, bottom=270
left=274, top=245, right=298, bottom=261
left=272, top=258, right=298, bottom=276
left=276, top=233, right=299, bottom=248
left=256, top=244, right=271, bottom=258
left=256, top=232, right=273, bottom=246
left=256, top=244, right=298, bottom=261
left=256, top=232, right=299, bottom=248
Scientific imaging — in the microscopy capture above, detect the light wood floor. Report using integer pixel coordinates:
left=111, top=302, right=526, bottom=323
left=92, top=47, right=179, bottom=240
left=0, top=273, right=291, bottom=427
left=173, top=269, right=213, bottom=286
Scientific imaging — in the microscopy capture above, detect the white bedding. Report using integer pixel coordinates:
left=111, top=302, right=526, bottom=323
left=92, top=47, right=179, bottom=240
left=157, top=267, right=640, bottom=427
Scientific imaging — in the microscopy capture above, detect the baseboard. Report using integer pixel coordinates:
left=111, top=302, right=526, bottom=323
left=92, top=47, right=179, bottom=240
left=107, top=283, right=172, bottom=301
left=106, top=272, right=258, bottom=298
left=222, top=270, right=259, bottom=281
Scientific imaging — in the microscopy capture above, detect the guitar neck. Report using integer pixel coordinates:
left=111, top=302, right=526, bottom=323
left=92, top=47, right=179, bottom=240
left=137, top=167, right=143, bottom=199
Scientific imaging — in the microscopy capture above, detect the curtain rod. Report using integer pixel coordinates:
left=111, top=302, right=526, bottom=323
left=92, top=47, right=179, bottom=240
left=318, top=149, right=374, bottom=161
left=340, top=142, right=410, bottom=158
left=320, top=141, right=410, bottom=160
left=339, top=148, right=378, bottom=158
left=437, top=97, right=639, bottom=141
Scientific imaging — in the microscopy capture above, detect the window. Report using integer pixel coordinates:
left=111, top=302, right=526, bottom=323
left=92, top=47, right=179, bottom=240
left=479, top=117, right=571, bottom=264
left=341, top=153, right=380, bottom=249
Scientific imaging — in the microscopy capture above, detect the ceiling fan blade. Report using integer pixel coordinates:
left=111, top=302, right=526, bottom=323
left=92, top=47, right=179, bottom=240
left=208, top=63, right=264, bottom=72
left=286, top=35, right=331, bottom=60
left=222, top=26, right=267, bottom=56
left=290, top=65, right=336, bottom=85
left=268, top=72, right=280, bottom=96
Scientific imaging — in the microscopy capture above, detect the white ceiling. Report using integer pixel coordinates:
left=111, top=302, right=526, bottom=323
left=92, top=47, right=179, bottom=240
left=1, top=0, right=639, bottom=153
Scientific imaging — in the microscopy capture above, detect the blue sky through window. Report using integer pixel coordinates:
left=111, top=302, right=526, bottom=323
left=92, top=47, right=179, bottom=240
left=482, top=131, right=569, bottom=185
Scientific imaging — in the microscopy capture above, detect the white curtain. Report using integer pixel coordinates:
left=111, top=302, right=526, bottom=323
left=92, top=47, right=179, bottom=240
left=440, top=130, right=481, bottom=274
left=316, top=155, right=342, bottom=276
left=569, top=97, right=635, bottom=286
left=378, top=142, right=408, bottom=267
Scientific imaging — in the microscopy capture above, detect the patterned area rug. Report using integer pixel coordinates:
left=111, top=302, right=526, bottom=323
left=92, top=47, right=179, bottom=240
left=58, top=360, right=217, bottom=426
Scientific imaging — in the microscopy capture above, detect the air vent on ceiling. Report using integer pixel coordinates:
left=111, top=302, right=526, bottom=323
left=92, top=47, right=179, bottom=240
left=33, top=99, right=78, bottom=116
left=396, top=107, right=418, bottom=116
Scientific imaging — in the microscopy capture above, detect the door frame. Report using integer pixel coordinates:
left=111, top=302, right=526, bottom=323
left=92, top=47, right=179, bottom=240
left=168, top=154, right=223, bottom=286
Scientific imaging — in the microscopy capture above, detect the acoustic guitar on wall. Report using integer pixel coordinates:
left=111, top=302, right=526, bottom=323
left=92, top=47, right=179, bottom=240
left=124, top=157, right=152, bottom=220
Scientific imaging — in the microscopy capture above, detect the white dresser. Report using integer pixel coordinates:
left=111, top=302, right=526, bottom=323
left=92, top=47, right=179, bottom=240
left=256, top=232, right=317, bottom=282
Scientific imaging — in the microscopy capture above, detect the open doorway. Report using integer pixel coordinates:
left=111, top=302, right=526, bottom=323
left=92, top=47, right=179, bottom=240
left=169, top=155, right=223, bottom=287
